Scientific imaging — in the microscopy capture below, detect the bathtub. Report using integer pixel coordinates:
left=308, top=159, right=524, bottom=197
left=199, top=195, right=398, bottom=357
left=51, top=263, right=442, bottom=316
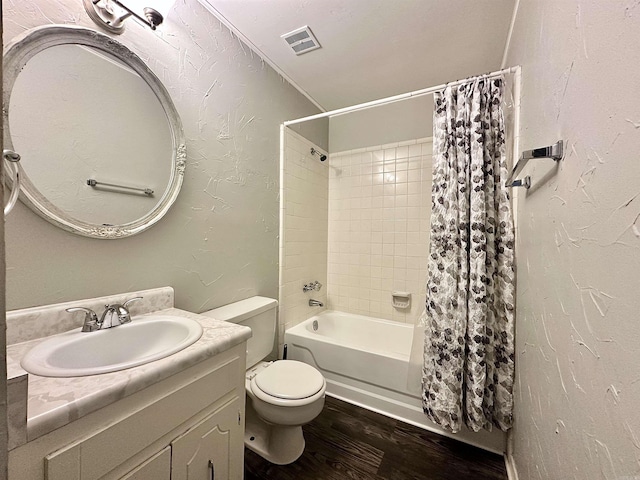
left=284, top=310, right=505, bottom=454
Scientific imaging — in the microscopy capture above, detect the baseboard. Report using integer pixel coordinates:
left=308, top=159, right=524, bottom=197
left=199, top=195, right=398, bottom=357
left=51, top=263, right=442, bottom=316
left=504, top=452, right=519, bottom=480
left=324, top=381, right=505, bottom=455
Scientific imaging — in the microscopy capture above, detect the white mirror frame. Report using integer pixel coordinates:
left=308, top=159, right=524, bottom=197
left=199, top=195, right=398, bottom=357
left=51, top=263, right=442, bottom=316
left=3, top=25, right=186, bottom=239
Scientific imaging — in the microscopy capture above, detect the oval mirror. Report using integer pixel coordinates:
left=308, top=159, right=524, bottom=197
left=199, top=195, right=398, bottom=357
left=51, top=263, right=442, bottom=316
left=3, top=25, right=186, bottom=238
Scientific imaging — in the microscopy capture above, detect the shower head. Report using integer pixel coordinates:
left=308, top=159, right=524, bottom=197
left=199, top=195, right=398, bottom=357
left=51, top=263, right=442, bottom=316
left=310, top=147, right=327, bottom=162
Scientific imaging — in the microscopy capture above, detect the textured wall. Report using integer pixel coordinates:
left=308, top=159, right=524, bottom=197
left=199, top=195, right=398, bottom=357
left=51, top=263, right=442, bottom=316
left=4, top=0, right=327, bottom=313
left=278, top=128, right=328, bottom=354
left=506, top=1, right=640, bottom=478
left=329, top=96, right=433, bottom=153
left=327, top=138, right=431, bottom=324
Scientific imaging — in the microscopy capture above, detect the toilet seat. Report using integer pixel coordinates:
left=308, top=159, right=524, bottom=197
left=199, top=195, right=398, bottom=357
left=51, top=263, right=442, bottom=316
left=250, top=360, right=325, bottom=407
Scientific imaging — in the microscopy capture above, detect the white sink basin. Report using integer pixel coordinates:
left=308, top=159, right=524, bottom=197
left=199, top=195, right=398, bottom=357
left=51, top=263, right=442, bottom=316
left=21, top=315, right=203, bottom=377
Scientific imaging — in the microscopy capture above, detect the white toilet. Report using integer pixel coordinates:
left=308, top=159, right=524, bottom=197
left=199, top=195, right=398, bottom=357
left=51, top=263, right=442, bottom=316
left=202, top=296, right=326, bottom=465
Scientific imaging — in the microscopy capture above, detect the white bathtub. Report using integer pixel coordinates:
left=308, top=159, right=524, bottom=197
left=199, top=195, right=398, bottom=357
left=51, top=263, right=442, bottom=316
left=284, top=310, right=505, bottom=454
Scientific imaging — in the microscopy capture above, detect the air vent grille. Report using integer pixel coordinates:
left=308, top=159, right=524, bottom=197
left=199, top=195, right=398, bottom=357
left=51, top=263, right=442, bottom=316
left=281, top=26, right=321, bottom=55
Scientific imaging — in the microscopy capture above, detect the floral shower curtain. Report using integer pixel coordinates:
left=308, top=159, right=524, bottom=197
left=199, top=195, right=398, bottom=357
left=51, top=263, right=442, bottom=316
left=422, top=76, right=515, bottom=433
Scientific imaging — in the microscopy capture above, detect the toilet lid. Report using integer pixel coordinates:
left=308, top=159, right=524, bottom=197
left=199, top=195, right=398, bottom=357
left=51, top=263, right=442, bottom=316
left=254, top=360, right=324, bottom=400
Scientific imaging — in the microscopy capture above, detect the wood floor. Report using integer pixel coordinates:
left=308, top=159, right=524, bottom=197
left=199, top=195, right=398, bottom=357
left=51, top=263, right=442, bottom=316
left=244, top=396, right=508, bottom=480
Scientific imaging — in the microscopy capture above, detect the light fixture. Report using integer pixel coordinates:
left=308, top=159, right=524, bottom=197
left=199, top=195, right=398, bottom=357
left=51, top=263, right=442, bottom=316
left=83, top=0, right=173, bottom=34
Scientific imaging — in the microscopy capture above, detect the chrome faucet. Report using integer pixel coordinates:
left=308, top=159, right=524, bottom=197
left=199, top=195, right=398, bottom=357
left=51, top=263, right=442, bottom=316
left=101, top=296, right=143, bottom=328
left=308, top=299, right=324, bottom=307
left=66, top=307, right=101, bottom=332
left=66, top=296, right=143, bottom=332
left=100, top=304, right=130, bottom=329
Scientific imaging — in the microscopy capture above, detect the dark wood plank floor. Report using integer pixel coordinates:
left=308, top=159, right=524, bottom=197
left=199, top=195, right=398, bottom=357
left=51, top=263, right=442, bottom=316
left=245, top=396, right=508, bottom=480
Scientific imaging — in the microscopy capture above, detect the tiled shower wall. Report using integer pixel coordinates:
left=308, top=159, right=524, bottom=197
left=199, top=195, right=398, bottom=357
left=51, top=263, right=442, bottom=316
left=327, top=138, right=432, bottom=324
left=278, top=128, right=328, bottom=353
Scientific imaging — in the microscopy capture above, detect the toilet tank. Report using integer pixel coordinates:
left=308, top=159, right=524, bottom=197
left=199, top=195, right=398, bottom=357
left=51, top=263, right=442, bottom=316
left=201, top=296, right=278, bottom=368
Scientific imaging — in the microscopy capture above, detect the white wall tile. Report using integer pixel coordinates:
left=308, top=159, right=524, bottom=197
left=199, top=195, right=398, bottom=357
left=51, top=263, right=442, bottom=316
left=279, top=129, right=328, bottom=350
left=327, top=138, right=433, bottom=323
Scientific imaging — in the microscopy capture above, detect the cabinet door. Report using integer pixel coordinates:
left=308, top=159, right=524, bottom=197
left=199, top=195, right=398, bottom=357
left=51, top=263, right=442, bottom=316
left=171, top=396, right=244, bottom=480
left=119, top=447, right=171, bottom=480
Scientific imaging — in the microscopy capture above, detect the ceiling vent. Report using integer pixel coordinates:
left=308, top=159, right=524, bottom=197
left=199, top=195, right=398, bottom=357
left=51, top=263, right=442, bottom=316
left=281, top=26, right=321, bottom=55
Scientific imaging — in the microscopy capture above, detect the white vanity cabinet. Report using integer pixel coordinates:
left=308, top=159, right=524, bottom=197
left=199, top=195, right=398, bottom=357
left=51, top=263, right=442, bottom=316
left=171, top=396, right=243, bottom=480
left=9, top=344, right=247, bottom=480
left=115, top=396, right=243, bottom=480
left=119, top=447, right=171, bottom=480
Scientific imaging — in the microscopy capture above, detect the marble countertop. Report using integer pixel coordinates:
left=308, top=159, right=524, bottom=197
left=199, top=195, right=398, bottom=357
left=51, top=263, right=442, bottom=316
left=6, top=307, right=251, bottom=442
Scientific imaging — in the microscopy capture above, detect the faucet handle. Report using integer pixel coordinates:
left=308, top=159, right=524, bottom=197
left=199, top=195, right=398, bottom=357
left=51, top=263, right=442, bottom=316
left=303, top=281, right=323, bottom=292
left=118, top=296, right=143, bottom=324
left=123, top=296, right=143, bottom=310
left=66, top=307, right=100, bottom=332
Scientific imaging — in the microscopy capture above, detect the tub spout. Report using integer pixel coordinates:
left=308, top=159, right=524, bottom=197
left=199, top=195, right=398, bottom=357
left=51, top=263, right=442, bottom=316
left=308, top=299, right=324, bottom=307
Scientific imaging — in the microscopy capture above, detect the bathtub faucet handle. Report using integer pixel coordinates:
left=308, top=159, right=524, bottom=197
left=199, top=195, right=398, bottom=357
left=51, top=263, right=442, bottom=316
left=303, top=281, right=323, bottom=292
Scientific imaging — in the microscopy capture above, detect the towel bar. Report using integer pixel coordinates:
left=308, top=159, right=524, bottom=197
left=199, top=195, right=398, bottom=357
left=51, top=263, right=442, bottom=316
left=87, top=179, right=154, bottom=196
left=507, top=140, right=564, bottom=188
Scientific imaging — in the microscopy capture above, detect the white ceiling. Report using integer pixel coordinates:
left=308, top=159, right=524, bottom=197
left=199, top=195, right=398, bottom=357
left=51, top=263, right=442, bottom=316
left=199, top=0, right=516, bottom=111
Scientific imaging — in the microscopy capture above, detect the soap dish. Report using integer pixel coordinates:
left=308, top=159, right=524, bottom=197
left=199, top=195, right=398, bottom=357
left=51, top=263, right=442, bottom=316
left=392, top=291, right=411, bottom=309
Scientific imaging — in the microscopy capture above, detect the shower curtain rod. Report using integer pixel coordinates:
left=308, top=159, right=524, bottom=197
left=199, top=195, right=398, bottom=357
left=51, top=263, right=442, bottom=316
left=284, top=65, right=521, bottom=126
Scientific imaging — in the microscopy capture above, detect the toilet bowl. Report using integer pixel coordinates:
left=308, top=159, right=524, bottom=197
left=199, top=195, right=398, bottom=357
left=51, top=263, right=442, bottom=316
left=248, top=360, right=325, bottom=425
left=202, top=297, right=326, bottom=465
left=244, top=360, right=325, bottom=464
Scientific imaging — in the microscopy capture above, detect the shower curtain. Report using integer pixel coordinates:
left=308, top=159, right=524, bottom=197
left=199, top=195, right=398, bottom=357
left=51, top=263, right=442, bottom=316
left=421, top=76, right=515, bottom=433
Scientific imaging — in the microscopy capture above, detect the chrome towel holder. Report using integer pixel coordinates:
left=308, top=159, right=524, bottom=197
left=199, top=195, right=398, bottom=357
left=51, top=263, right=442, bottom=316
left=507, top=140, right=564, bottom=188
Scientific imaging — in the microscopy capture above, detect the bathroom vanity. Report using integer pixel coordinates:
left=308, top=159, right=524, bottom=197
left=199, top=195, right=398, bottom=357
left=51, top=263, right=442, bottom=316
left=5, top=287, right=251, bottom=480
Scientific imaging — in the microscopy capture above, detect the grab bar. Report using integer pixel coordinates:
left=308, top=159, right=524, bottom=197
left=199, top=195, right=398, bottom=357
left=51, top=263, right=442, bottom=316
left=87, top=179, right=154, bottom=196
left=4, top=149, right=21, bottom=215
left=507, top=140, right=564, bottom=188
